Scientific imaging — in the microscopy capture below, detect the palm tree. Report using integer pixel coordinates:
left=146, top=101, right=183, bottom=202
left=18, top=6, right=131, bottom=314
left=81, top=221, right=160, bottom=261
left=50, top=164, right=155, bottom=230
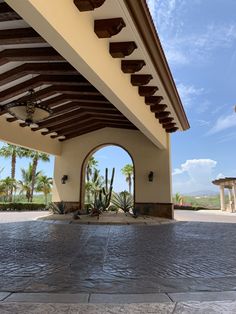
left=86, top=156, right=98, bottom=182
left=121, top=164, right=134, bottom=194
left=0, top=177, right=17, bottom=202
left=36, top=175, right=53, bottom=204
left=174, top=193, right=183, bottom=205
left=18, top=163, right=41, bottom=202
left=0, top=182, right=6, bottom=199
left=0, top=144, right=26, bottom=201
left=26, top=150, right=50, bottom=202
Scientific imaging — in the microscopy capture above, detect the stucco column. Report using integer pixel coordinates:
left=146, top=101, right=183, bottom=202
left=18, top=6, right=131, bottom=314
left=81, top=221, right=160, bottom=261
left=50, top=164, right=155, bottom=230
left=228, top=188, right=233, bottom=212
left=233, top=184, right=236, bottom=212
left=220, top=185, right=225, bottom=211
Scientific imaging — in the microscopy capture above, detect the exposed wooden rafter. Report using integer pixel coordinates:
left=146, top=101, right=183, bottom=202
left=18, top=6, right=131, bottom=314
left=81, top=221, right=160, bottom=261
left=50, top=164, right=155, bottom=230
left=0, top=2, right=22, bottom=22
left=109, top=42, right=137, bottom=58
left=158, top=117, right=174, bottom=124
left=121, top=60, right=146, bottom=74
left=0, top=63, right=78, bottom=87
left=150, top=104, right=167, bottom=112
left=131, top=74, right=153, bottom=86
left=166, top=127, right=178, bottom=133
left=94, top=18, right=126, bottom=38
left=138, top=86, right=158, bottom=97
left=145, top=96, right=163, bottom=106
left=73, top=0, right=106, bottom=11
left=150, top=104, right=167, bottom=113
left=162, top=122, right=176, bottom=129
left=0, top=28, right=45, bottom=45
left=0, top=48, right=63, bottom=66
left=155, top=111, right=171, bottom=119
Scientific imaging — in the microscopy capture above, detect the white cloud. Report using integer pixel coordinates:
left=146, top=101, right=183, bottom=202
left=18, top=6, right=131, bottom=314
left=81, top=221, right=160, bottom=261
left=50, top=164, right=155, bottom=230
left=173, top=159, right=218, bottom=193
left=208, top=113, right=236, bottom=134
left=216, top=173, right=225, bottom=179
left=147, top=1, right=236, bottom=66
left=196, top=119, right=210, bottom=127
left=177, top=83, right=204, bottom=108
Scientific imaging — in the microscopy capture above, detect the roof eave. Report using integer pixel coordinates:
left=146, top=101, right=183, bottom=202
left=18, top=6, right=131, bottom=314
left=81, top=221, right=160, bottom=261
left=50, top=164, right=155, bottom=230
left=124, top=0, right=190, bottom=131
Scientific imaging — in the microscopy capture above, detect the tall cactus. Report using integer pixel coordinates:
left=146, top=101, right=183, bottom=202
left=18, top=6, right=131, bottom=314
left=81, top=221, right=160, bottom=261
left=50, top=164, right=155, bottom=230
left=94, top=167, right=115, bottom=211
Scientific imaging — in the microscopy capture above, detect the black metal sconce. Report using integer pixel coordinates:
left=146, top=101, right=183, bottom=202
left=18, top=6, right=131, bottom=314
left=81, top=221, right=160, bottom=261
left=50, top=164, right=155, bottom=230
left=61, top=175, right=68, bottom=184
left=148, top=171, right=154, bottom=182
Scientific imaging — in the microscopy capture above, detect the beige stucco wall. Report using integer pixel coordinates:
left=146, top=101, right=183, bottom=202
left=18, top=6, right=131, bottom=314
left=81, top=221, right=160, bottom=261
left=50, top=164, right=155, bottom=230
left=52, top=128, right=172, bottom=205
left=0, top=116, right=61, bottom=155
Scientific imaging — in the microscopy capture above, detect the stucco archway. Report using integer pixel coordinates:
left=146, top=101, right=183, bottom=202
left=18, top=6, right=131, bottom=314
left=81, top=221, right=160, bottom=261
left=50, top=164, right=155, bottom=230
left=52, top=128, right=173, bottom=218
left=80, top=143, right=135, bottom=210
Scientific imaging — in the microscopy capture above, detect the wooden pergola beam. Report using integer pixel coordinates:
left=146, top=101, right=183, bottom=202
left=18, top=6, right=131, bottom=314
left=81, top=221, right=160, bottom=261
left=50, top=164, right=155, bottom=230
left=0, top=47, right=64, bottom=66
left=0, top=75, right=98, bottom=102
left=0, top=2, right=22, bottom=22
left=0, top=28, right=45, bottom=45
left=0, top=62, right=78, bottom=86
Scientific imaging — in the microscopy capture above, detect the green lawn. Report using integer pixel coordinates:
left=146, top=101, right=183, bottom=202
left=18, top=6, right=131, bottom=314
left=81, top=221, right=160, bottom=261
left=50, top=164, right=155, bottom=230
left=176, top=195, right=221, bottom=209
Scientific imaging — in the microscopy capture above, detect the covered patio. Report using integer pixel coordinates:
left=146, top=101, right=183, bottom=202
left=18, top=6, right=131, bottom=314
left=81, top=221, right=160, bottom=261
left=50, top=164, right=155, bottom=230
left=0, top=0, right=189, bottom=218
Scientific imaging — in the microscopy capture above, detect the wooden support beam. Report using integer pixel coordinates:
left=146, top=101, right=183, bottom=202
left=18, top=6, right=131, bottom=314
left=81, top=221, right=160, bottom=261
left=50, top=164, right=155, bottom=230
left=59, top=124, right=103, bottom=141
left=42, top=112, right=125, bottom=134
left=145, top=96, right=163, bottom=106
left=138, top=86, right=158, bottom=96
left=0, top=2, right=22, bottom=22
left=166, top=127, right=178, bottom=133
left=131, top=74, right=153, bottom=86
left=155, top=111, right=171, bottom=119
left=59, top=123, right=136, bottom=141
left=13, top=86, right=106, bottom=104
left=19, top=102, right=116, bottom=127
left=94, top=18, right=126, bottom=38
left=109, top=42, right=137, bottom=58
left=0, top=48, right=64, bottom=66
left=150, top=104, right=167, bottom=113
left=51, top=118, right=103, bottom=137
left=0, top=28, right=45, bottom=45
left=0, top=76, right=96, bottom=102
left=121, top=60, right=145, bottom=73
left=162, top=122, right=176, bottom=129
left=0, top=63, right=78, bottom=87
left=32, top=104, right=122, bottom=130
left=54, top=118, right=132, bottom=137
left=73, top=0, right=106, bottom=11
left=158, top=117, right=174, bottom=124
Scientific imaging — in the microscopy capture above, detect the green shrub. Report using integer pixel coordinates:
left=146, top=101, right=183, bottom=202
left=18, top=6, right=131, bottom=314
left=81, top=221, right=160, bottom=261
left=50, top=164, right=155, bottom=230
left=0, top=202, right=47, bottom=211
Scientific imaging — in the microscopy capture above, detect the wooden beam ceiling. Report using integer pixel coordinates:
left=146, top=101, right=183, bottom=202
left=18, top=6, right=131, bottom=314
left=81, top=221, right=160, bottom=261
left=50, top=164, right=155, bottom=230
left=1, top=0, right=179, bottom=141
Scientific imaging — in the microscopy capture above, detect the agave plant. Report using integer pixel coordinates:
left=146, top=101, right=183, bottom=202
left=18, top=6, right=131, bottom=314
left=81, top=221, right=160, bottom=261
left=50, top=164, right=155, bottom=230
left=111, top=191, right=134, bottom=214
left=47, top=201, right=65, bottom=214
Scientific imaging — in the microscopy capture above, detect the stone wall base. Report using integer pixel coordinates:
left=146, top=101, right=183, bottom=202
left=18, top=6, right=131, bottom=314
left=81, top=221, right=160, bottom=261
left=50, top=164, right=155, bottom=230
left=135, top=202, right=173, bottom=219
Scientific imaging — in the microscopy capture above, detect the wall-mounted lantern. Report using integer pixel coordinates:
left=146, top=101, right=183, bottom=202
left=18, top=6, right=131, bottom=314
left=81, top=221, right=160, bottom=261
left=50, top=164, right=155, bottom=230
left=148, top=171, right=154, bottom=182
left=61, top=175, right=68, bottom=184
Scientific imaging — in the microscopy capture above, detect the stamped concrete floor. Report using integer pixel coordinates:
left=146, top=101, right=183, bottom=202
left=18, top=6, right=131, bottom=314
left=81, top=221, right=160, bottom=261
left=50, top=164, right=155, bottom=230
left=1, top=220, right=236, bottom=295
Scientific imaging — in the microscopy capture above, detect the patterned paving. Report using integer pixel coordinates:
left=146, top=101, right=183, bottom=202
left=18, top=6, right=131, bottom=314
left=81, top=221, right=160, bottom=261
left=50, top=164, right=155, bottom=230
left=1, top=221, right=236, bottom=293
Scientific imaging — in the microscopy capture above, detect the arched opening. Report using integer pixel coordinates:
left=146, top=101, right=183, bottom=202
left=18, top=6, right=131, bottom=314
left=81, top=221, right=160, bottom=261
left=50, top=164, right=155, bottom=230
left=80, top=144, right=135, bottom=214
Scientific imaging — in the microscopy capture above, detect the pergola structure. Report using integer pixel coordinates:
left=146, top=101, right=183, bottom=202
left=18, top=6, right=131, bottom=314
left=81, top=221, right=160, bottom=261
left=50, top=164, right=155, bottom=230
left=0, top=0, right=189, bottom=219
left=212, top=178, right=236, bottom=212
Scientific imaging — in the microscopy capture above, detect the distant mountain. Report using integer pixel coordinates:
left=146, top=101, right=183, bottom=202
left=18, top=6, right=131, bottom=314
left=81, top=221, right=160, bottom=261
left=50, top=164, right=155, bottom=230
left=184, top=190, right=218, bottom=197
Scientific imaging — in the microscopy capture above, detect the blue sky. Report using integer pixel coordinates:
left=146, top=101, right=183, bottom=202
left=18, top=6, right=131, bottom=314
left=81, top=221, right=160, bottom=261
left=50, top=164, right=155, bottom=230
left=1, top=0, right=236, bottom=194
left=148, top=0, right=236, bottom=193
